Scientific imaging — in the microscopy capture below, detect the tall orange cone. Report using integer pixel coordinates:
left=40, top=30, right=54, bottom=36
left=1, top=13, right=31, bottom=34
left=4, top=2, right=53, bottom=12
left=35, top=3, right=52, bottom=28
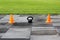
left=46, top=14, right=52, bottom=24
left=9, top=14, right=15, bottom=24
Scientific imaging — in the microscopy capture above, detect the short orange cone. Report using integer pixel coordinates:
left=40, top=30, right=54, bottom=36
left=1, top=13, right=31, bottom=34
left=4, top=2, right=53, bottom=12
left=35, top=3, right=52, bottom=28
left=9, top=14, right=15, bottom=24
left=46, top=14, right=52, bottom=24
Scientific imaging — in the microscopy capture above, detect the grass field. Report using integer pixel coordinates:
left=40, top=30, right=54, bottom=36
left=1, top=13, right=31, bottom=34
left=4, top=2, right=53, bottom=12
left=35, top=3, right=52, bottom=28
left=0, top=0, right=60, bottom=14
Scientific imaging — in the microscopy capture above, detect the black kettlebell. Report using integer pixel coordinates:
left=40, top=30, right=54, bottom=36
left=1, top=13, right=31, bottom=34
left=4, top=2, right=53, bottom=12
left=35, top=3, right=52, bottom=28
left=27, top=16, right=33, bottom=23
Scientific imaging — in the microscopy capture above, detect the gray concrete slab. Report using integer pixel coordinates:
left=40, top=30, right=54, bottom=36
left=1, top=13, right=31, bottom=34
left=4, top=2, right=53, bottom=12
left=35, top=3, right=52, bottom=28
left=12, top=22, right=53, bottom=28
left=32, top=27, right=57, bottom=35
left=0, top=25, right=11, bottom=33
left=0, top=33, right=5, bottom=37
left=51, top=16, right=60, bottom=19
left=53, top=23, right=60, bottom=26
left=15, top=16, right=28, bottom=23
left=1, top=28, right=31, bottom=40
left=32, top=22, right=53, bottom=27
left=0, top=25, right=11, bottom=29
left=40, top=15, right=46, bottom=19
left=0, top=15, right=5, bottom=19
left=11, top=23, right=32, bottom=28
left=31, top=35, right=60, bottom=40
left=55, top=26, right=60, bottom=34
left=52, top=19, right=60, bottom=23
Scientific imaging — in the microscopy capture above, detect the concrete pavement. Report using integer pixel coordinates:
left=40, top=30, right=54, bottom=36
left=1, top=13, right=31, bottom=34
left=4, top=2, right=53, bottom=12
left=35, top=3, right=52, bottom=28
left=0, top=15, right=60, bottom=40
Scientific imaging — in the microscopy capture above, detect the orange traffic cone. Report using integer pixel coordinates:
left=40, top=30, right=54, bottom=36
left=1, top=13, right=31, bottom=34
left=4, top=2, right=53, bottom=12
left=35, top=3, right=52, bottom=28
left=9, top=14, right=15, bottom=24
left=46, top=14, right=52, bottom=24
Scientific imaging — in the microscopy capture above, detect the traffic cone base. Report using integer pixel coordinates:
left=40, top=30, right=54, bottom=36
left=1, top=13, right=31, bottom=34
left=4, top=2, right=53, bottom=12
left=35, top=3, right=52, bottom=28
left=46, top=19, right=52, bottom=23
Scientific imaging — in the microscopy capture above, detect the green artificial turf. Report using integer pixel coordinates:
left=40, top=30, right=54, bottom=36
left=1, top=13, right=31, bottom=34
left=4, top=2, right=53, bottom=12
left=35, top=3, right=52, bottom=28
left=0, top=0, right=60, bottom=14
